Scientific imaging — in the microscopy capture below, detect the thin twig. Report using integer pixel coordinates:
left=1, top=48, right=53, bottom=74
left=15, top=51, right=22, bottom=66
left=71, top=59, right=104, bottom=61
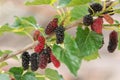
left=0, top=41, right=38, bottom=62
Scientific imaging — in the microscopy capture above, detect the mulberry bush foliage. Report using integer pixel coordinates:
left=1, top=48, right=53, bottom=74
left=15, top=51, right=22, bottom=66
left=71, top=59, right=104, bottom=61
left=0, top=0, right=120, bottom=80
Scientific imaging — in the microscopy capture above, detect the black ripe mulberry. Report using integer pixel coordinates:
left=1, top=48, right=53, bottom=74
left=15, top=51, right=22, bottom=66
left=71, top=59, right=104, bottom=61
left=39, top=49, right=50, bottom=69
left=83, top=15, right=93, bottom=26
left=45, top=18, right=58, bottom=35
left=22, top=51, right=30, bottom=70
left=55, top=26, right=65, bottom=44
left=108, top=30, right=118, bottom=53
left=31, top=53, right=40, bottom=71
left=88, top=3, right=103, bottom=14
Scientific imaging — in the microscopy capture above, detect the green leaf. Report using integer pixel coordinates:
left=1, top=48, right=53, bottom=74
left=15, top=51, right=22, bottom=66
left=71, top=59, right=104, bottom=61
left=0, top=50, right=18, bottom=60
left=115, top=9, right=120, bottom=14
left=9, top=67, right=23, bottom=80
left=25, top=0, right=56, bottom=5
left=45, top=68, right=61, bottom=80
left=70, top=5, right=88, bottom=21
left=0, top=24, right=13, bottom=35
left=0, top=16, right=37, bottom=36
left=22, top=72, right=37, bottom=80
left=75, top=27, right=103, bottom=57
left=37, top=77, right=45, bottom=80
left=12, top=16, right=39, bottom=35
left=0, top=50, right=12, bottom=56
left=52, top=33, right=82, bottom=76
left=84, top=52, right=99, bottom=61
left=13, top=16, right=37, bottom=28
left=58, top=0, right=71, bottom=7
left=0, top=74, right=10, bottom=80
left=0, top=62, right=8, bottom=68
left=68, top=0, right=91, bottom=6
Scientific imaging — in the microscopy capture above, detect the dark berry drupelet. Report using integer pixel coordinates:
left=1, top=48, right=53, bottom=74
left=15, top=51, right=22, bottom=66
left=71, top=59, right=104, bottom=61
left=30, top=53, right=40, bottom=71
left=108, top=30, right=118, bottom=53
left=39, top=49, right=50, bottom=69
left=55, top=26, right=65, bottom=44
left=88, top=3, right=103, bottom=14
left=22, top=51, right=30, bottom=70
left=46, top=47, right=51, bottom=63
left=45, top=18, right=58, bottom=35
left=83, top=15, right=93, bottom=26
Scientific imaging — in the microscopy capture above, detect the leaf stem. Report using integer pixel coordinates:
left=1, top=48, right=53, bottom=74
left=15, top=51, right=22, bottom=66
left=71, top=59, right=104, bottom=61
left=104, top=24, right=120, bottom=26
left=24, top=31, right=34, bottom=42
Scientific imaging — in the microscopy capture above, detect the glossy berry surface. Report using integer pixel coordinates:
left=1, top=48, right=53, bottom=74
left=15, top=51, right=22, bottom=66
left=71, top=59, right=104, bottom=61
left=91, top=17, right=103, bottom=34
left=45, top=18, right=58, bottom=35
left=22, top=51, right=30, bottom=70
left=39, top=49, right=49, bottom=69
left=108, top=30, right=118, bottom=53
left=55, top=26, right=65, bottom=44
left=31, top=53, right=40, bottom=71
left=83, top=15, right=93, bottom=26
left=88, top=3, right=103, bottom=14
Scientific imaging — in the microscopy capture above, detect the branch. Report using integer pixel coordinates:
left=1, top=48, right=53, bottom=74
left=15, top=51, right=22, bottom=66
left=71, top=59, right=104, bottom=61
left=0, top=18, right=120, bottom=62
left=0, top=41, right=38, bottom=62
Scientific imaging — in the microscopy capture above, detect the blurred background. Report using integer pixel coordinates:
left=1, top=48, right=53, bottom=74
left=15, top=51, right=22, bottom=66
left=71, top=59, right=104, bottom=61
left=0, top=0, right=120, bottom=80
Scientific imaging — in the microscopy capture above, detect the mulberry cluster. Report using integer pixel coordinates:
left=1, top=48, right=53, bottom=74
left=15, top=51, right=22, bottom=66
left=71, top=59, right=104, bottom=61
left=21, top=51, right=30, bottom=70
left=45, top=18, right=58, bottom=35
left=83, top=15, right=93, bottom=26
left=83, top=3, right=103, bottom=27
left=108, top=30, right=118, bottom=53
left=47, top=47, right=60, bottom=68
left=39, top=47, right=60, bottom=69
left=88, top=3, right=103, bottom=14
left=55, top=26, right=65, bottom=44
left=31, top=53, right=40, bottom=71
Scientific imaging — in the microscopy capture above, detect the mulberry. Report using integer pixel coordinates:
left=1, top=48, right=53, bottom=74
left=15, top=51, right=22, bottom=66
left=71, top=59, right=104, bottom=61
left=83, top=15, right=93, bottom=26
left=55, top=26, right=65, bottom=44
left=50, top=53, right=60, bottom=68
left=46, top=47, right=60, bottom=68
left=45, top=18, right=58, bottom=35
left=37, top=36, right=45, bottom=44
left=31, top=53, right=40, bottom=71
left=21, top=51, right=30, bottom=70
left=33, top=30, right=40, bottom=41
left=34, top=36, right=45, bottom=53
left=91, top=17, right=103, bottom=34
left=88, top=3, right=103, bottom=14
left=39, top=49, right=50, bottom=69
left=108, top=30, right=118, bottom=53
